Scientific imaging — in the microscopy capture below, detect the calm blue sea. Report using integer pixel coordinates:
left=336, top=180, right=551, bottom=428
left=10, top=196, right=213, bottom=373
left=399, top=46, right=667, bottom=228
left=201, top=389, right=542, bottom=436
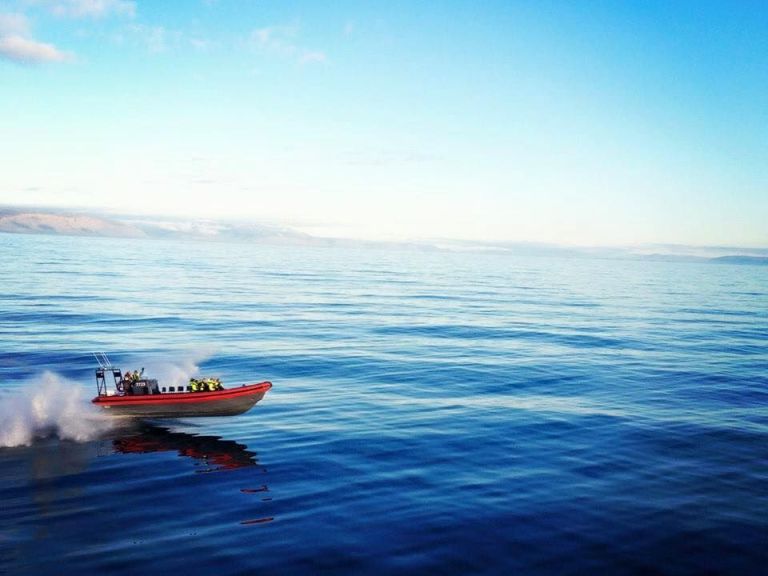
left=1, top=233, right=767, bottom=575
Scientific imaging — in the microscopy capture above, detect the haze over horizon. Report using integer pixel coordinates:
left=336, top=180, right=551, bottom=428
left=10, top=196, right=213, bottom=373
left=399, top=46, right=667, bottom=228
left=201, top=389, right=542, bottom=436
left=1, top=1, right=766, bottom=247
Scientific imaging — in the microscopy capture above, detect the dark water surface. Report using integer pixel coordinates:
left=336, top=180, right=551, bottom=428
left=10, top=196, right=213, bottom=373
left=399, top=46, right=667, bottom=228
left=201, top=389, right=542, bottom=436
left=1, top=233, right=767, bottom=575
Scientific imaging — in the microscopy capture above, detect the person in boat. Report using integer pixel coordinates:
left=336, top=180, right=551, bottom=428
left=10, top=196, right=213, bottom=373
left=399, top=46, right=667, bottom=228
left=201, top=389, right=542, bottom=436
left=120, top=370, right=133, bottom=395
left=189, top=377, right=222, bottom=392
left=128, top=370, right=148, bottom=394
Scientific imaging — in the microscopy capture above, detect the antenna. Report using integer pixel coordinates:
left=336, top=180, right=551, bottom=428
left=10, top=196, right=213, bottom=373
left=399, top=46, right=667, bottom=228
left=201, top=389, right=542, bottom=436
left=92, top=352, right=113, bottom=369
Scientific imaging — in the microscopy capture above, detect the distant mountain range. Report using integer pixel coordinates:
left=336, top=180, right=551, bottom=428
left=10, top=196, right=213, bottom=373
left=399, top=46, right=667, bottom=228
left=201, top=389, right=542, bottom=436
left=1, top=207, right=766, bottom=265
left=0, top=208, right=310, bottom=244
left=0, top=210, right=145, bottom=238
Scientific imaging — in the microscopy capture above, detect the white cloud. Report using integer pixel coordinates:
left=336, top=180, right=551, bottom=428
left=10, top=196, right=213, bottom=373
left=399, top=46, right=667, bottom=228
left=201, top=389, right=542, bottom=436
left=0, top=34, right=69, bottom=63
left=115, top=24, right=212, bottom=55
left=189, top=37, right=212, bottom=51
left=33, top=0, right=136, bottom=19
left=251, top=24, right=326, bottom=65
left=252, top=24, right=294, bottom=49
left=0, top=13, right=29, bottom=36
left=123, top=23, right=191, bottom=53
left=300, top=50, right=326, bottom=64
left=0, top=0, right=135, bottom=65
left=127, top=23, right=169, bottom=52
left=0, top=12, right=69, bottom=63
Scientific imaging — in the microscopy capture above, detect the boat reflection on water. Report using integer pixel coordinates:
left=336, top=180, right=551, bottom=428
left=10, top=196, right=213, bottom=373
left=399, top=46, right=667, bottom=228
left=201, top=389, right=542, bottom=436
left=112, top=423, right=259, bottom=473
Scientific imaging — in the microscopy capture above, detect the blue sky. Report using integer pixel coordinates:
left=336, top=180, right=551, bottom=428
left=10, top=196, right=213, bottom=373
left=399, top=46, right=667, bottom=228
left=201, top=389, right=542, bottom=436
left=0, top=0, right=766, bottom=246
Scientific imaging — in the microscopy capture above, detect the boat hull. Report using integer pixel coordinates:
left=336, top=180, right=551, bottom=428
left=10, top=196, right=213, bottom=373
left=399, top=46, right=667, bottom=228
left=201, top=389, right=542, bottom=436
left=92, top=382, right=272, bottom=418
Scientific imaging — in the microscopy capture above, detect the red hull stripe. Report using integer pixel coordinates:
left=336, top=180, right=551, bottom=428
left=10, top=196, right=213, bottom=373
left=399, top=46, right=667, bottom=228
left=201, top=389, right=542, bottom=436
left=92, top=381, right=272, bottom=406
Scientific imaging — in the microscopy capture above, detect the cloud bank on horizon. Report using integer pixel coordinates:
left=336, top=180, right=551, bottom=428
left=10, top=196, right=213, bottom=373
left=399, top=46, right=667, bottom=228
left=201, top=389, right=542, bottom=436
left=0, top=0, right=766, bottom=247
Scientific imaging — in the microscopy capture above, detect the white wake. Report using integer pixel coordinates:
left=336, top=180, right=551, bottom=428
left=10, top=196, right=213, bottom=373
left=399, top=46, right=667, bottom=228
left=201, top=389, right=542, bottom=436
left=0, top=371, right=114, bottom=448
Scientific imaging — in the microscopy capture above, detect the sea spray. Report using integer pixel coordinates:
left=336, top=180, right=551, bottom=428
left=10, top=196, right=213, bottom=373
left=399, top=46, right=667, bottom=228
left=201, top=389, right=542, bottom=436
left=0, top=371, right=114, bottom=448
left=141, top=345, right=219, bottom=389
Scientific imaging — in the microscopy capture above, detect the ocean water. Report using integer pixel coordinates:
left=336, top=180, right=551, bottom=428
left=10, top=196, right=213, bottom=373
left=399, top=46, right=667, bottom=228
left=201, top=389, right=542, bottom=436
left=1, top=233, right=767, bottom=575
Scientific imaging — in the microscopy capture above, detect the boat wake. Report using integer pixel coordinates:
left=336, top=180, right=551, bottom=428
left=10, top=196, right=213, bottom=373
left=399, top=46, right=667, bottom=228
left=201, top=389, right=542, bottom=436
left=0, top=371, right=114, bottom=448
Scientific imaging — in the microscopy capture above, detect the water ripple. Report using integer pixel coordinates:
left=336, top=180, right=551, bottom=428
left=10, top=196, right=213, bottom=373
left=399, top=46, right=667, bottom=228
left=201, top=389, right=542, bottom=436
left=1, top=235, right=767, bottom=574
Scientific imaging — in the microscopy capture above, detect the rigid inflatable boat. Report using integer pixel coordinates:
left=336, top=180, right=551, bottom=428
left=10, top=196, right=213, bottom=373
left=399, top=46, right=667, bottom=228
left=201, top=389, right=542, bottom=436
left=90, top=353, right=272, bottom=418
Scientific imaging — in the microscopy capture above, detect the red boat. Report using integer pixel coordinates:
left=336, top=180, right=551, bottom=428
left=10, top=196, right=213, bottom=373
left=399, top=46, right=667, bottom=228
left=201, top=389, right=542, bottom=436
left=91, top=353, right=272, bottom=418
